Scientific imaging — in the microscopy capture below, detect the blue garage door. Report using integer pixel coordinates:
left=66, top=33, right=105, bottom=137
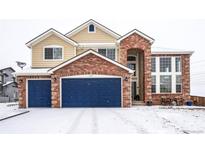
left=28, top=80, right=51, bottom=107
left=62, top=78, right=121, bottom=107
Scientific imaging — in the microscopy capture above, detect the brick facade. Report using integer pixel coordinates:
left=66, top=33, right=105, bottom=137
left=17, top=53, right=132, bottom=108
left=17, top=36, right=191, bottom=108
left=119, top=33, right=152, bottom=102
left=52, top=53, right=132, bottom=108
left=151, top=54, right=191, bottom=105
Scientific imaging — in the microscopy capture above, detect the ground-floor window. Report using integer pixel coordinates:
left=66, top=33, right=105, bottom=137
left=151, top=56, right=182, bottom=93
left=160, top=75, right=172, bottom=93
left=151, top=75, right=156, bottom=93
left=176, top=75, right=182, bottom=93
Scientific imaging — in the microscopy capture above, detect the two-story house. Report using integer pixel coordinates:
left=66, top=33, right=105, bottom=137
left=0, top=67, right=18, bottom=102
left=16, top=19, right=193, bottom=108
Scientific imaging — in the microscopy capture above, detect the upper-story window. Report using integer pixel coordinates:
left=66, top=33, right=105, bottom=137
left=98, top=48, right=116, bottom=60
left=88, top=24, right=95, bottom=33
left=160, top=57, right=171, bottom=72
left=44, top=47, right=63, bottom=60
left=175, top=57, right=181, bottom=72
left=151, top=57, right=156, bottom=72
left=127, top=56, right=136, bottom=61
left=127, top=55, right=137, bottom=76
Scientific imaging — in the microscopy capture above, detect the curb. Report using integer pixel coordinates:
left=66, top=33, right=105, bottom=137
left=0, top=111, right=30, bottom=121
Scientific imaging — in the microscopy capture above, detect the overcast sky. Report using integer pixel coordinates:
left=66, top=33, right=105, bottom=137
left=0, top=0, right=205, bottom=96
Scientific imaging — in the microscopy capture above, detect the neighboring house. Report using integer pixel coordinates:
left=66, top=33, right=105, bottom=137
left=0, top=67, right=18, bottom=102
left=16, top=19, right=193, bottom=108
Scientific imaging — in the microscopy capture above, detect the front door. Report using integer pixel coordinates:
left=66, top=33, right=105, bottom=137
left=127, top=55, right=140, bottom=101
left=131, top=81, right=140, bottom=101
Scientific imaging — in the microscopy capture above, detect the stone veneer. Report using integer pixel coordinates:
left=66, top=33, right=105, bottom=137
left=119, top=33, right=152, bottom=102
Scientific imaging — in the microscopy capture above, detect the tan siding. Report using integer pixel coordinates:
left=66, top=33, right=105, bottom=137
left=70, top=27, right=116, bottom=43
left=76, top=48, right=89, bottom=55
left=32, top=34, right=75, bottom=68
left=76, top=46, right=120, bottom=62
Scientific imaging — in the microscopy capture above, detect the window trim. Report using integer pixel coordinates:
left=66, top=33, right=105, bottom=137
left=151, top=75, right=156, bottom=93
left=151, top=56, right=156, bottom=72
left=127, top=55, right=138, bottom=77
left=176, top=75, right=182, bottom=93
left=97, top=47, right=116, bottom=61
left=159, top=56, right=172, bottom=72
left=152, top=56, right=182, bottom=94
left=175, top=56, right=182, bottom=72
left=43, top=45, right=64, bottom=61
left=160, top=75, right=172, bottom=93
left=88, top=24, right=96, bottom=33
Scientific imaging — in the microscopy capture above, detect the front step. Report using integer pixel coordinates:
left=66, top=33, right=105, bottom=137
left=132, top=101, right=145, bottom=106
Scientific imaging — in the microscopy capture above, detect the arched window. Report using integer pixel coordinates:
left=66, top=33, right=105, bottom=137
left=127, top=55, right=136, bottom=61
left=88, top=24, right=95, bottom=32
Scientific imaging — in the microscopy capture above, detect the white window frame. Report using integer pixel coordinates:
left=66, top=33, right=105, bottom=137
left=175, top=56, right=182, bottom=72
left=151, top=75, right=156, bottom=93
left=88, top=24, right=96, bottom=33
left=176, top=75, right=182, bottom=93
left=97, top=47, right=117, bottom=61
left=151, top=56, right=156, bottom=72
left=152, top=56, right=182, bottom=94
left=159, top=56, right=172, bottom=72
left=43, top=45, right=64, bottom=61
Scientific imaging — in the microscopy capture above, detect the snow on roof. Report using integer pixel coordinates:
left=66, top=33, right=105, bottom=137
left=3, top=81, right=15, bottom=87
left=151, top=47, right=194, bottom=55
left=14, top=68, right=51, bottom=76
left=0, top=67, right=15, bottom=72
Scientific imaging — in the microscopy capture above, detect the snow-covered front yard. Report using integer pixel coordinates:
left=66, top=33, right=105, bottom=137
left=0, top=106, right=205, bottom=134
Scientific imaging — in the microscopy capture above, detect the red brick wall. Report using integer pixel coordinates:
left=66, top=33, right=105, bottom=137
left=52, top=53, right=132, bottom=107
left=119, top=33, right=152, bottom=102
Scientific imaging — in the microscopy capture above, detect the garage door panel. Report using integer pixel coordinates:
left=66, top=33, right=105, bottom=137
left=62, top=78, right=121, bottom=107
left=28, top=80, right=51, bottom=107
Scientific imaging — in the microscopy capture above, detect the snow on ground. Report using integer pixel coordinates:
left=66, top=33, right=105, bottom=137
left=0, top=106, right=205, bottom=134
left=0, top=102, right=27, bottom=120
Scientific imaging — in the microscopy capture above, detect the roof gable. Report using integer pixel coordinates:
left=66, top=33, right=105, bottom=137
left=48, top=49, right=134, bottom=73
left=26, top=28, right=78, bottom=48
left=0, top=67, right=15, bottom=72
left=117, top=29, right=154, bottom=43
left=65, top=19, right=121, bottom=39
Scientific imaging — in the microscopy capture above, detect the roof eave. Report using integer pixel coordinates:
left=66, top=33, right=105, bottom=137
left=48, top=49, right=134, bottom=74
left=117, top=29, right=154, bottom=44
left=151, top=51, right=194, bottom=55
left=65, top=19, right=121, bottom=39
left=15, top=73, right=51, bottom=76
left=25, top=28, right=78, bottom=48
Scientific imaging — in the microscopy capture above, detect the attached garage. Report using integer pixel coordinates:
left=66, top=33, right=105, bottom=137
left=61, top=77, right=121, bottom=107
left=27, top=80, right=51, bottom=107
left=17, top=50, right=134, bottom=108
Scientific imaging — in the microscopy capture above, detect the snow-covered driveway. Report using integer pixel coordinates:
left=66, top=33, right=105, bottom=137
left=0, top=106, right=205, bottom=134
